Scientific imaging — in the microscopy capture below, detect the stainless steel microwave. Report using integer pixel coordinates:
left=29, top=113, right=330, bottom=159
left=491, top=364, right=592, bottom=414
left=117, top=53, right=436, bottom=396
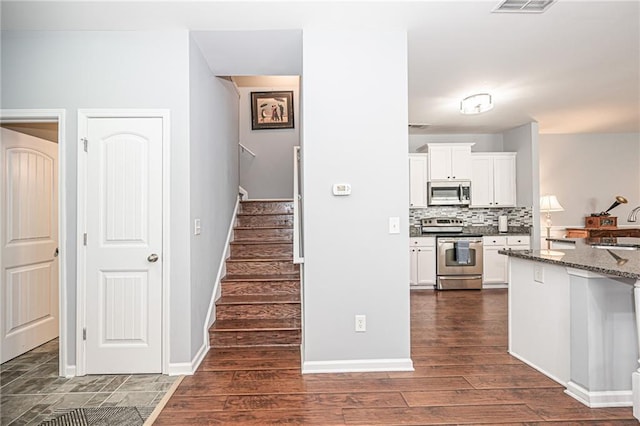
left=427, top=181, right=471, bottom=206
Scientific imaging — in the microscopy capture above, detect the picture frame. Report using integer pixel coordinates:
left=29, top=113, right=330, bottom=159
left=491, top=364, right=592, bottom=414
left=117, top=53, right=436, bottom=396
left=250, top=91, right=294, bottom=130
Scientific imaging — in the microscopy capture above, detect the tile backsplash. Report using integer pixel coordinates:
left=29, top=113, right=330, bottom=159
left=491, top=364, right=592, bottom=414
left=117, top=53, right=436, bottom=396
left=410, top=206, right=533, bottom=228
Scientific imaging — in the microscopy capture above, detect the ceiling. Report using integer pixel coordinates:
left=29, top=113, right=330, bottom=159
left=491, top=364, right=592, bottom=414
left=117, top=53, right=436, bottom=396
left=2, top=0, right=639, bottom=135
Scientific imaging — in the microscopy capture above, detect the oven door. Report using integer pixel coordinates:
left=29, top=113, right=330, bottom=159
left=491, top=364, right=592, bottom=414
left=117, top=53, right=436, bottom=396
left=437, top=238, right=483, bottom=275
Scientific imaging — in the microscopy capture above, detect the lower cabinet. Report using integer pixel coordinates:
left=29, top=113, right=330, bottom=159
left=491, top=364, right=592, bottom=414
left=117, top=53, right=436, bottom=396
left=410, top=237, right=436, bottom=287
left=483, top=235, right=530, bottom=287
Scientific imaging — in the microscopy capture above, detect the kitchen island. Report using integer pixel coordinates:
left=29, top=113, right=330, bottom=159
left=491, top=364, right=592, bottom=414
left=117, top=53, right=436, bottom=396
left=501, top=238, right=640, bottom=420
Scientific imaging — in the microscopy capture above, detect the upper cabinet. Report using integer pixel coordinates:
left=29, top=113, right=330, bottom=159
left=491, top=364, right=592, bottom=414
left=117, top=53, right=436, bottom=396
left=471, top=153, right=516, bottom=208
left=409, top=154, right=428, bottom=208
left=427, top=143, right=473, bottom=181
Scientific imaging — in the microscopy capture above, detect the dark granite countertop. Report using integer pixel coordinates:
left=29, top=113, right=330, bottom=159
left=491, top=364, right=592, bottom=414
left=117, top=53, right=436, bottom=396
left=500, top=237, right=640, bottom=280
left=410, top=226, right=531, bottom=238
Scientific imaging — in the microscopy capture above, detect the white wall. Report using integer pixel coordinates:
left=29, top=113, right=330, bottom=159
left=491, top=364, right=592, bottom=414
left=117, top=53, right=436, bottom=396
left=301, top=30, right=411, bottom=371
left=504, top=123, right=540, bottom=247
left=238, top=82, right=300, bottom=199
left=1, top=30, right=193, bottom=367
left=539, top=133, right=640, bottom=227
left=188, top=37, right=240, bottom=360
left=409, top=133, right=504, bottom=153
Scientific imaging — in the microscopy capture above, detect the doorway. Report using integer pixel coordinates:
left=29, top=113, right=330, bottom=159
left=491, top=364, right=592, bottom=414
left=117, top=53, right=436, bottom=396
left=0, top=109, right=67, bottom=376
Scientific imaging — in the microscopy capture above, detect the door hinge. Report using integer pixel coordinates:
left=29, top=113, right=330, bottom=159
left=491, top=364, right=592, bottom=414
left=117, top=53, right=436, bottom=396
left=83, top=328, right=87, bottom=340
left=83, top=233, right=87, bottom=246
left=82, top=137, right=88, bottom=152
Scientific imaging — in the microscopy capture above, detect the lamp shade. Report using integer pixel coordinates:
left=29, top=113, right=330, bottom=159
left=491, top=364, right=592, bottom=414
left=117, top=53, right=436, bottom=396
left=540, top=195, right=564, bottom=212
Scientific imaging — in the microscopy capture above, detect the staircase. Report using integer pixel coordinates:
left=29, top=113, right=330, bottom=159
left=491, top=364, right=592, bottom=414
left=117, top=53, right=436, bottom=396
left=209, top=200, right=301, bottom=348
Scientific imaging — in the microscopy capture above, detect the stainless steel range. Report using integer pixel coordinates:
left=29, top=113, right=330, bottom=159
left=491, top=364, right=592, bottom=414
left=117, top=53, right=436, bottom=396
left=421, top=218, right=484, bottom=290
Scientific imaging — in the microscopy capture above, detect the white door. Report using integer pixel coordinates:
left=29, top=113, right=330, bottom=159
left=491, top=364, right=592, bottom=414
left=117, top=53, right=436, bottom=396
left=83, top=117, right=163, bottom=374
left=0, top=128, right=59, bottom=363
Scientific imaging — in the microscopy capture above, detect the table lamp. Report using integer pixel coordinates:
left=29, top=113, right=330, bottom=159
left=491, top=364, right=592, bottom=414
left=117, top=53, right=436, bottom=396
left=540, top=195, right=564, bottom=250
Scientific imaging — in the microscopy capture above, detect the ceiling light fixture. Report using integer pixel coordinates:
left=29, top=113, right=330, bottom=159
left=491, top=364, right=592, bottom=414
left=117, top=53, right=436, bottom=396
left=460, top=93, right=494, bottom=115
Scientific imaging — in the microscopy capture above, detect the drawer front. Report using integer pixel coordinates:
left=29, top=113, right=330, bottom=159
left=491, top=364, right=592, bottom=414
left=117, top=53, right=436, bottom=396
left=507, top=235, right=530, bottom=246
left=483, top=236, right=507, bottom=246
left=410, top=237, right=435, bottom=247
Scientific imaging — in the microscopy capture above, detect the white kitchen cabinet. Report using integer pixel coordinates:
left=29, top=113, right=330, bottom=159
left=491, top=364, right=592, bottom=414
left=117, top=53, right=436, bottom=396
left=471, top=153, right=516, bottom=208
left=409, top=154, right=428, bottom=208
left=410, top=237, right=436, bottom=287
left=483, top=235, right=530, bottom=286
left=427, top=143, right=473, bottom=181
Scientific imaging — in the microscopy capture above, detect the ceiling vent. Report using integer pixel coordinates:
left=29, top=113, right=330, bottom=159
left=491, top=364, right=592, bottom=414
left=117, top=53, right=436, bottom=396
left=492, top=0, right=556, bottom=13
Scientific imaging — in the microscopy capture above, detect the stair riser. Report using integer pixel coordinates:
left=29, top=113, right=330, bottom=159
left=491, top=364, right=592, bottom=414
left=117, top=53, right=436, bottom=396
left=216, top=304, right=301, bottom=320
left=234, top=228, right=293, bottom=242
left=226, top=261, right=299, bottom=276
left=230, top=243, right=293, bottom=259
left=240, top=202, right=293, bottom=215
left=210, top=330, right=301, bottom=347
left=236, top=215, right=293, bottom=227
left=222, top=281, right=300, bottom=297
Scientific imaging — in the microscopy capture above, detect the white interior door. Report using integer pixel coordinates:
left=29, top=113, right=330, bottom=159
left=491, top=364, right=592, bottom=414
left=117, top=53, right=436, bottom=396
left=1, top=127, right=59, bottom=363
left=83, top=116, right=163, bottom=374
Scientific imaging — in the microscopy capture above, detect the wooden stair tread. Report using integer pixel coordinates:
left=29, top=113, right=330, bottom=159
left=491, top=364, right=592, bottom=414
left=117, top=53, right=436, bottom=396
left=226, top=257, right=293, bottom=263
left=237, top=212, right=293, bottom=217
left=230, top=241, right=292, bottom=246
left=241, top=199, right=293, bottom=203
left=217, top=294, right=300, bottom=305
left=234, top=226, right=292, bottom=230
left=211, top=318, right=300, bottom=332
left=222, top=273, right=300, bottom=282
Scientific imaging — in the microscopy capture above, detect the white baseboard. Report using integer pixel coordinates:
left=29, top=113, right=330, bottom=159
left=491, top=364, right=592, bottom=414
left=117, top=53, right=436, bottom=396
left=63, top=364, right=76, bottom=378
left=302, top=358, right=414, bottom=374
left=508, top=350, right=566, bottom=386
left=632, top=371, right=640, bottom=420
left=483, top=283, right=508, bottom=289
left=565, top=381, right=633, bottom=408
left=168, top=341, right=208, bottom=376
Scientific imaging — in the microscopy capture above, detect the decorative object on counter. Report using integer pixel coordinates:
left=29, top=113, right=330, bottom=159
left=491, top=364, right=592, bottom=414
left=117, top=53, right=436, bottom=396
left=540, top=194, right=564, bottom=250
left=597, top=195, right=627, bottom=216
left=460, top=93, right=493, bottom=115
left=498, top=215, right=508, bottom=233
left=606, top=249, right=628, bottom=266
left=584, top=195, right=627, bottom=229
left=629, top=205, right=640, bottom=222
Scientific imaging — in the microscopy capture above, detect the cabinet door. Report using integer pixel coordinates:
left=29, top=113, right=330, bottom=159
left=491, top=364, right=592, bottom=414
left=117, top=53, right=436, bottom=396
left=450, top=145, right=472, bottom=180
left=483, top=246, right=508, bottom=284
left=409, top=248, right=418, bottom=285
left=427, top=146, right=451, bottom=180
left=409, top=155, right=428, bottom=207
left=416, top=246, right=436, bottom=285
left=493, top=155, right=516, bottom=207
left=471, top=155, right=493, bottom=207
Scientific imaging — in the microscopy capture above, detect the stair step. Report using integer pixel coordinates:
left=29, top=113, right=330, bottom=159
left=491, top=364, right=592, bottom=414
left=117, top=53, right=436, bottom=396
left=209, top=329, right=301, bottom=348
left=222, top=273, right=300, bottom=282
left=217, top=294, right=300, bottom=305
left=216, top=301, right=300, bottom=320
left=230, top=242, right=293, bottom=259
left=221, top=280, right=299, bottom=297
left=209, top=319, right=301, bottom=347
left=234, top=227, right=293, bottom=242
left=236, top=214, right=293, bottom=228
left=239, top=200, right=294, bottom=215
left=226, top=259, right=299, bottom=276
left=211, top=318, right=300, bottom=332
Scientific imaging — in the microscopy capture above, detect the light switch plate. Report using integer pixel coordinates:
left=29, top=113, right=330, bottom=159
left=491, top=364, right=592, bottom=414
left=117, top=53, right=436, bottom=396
left=194, top=218, right=201, bottom=236
left=389, top=217, right=400, bottom=234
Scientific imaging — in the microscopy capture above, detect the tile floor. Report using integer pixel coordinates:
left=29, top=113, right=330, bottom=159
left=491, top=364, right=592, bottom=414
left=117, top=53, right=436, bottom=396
left=0, top=339, right=179, bottom=425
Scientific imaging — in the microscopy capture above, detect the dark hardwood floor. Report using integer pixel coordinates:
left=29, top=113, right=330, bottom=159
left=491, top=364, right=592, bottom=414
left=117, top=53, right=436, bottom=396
left=155, top=289, right=637, bottom=425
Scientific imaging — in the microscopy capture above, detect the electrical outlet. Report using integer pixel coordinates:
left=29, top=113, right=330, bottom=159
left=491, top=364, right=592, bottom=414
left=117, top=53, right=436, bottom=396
left=355, top=315, right=366, bottom=332
left=534, top=265, right=544, bottom=283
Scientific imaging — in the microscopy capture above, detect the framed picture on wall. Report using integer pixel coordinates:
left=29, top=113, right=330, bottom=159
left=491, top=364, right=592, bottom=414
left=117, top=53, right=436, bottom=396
left=251, top=91, right=294, bottom=130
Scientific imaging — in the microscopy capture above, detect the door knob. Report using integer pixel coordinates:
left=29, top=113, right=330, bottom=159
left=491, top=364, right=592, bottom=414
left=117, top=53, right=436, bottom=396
left=147, top=253, right=159, bottom=263
left=54, top=248, right=59, bottom=257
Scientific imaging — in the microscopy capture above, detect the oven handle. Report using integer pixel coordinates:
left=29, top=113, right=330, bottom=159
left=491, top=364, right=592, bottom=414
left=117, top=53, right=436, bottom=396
left=438, top=238, right=482, bottom=244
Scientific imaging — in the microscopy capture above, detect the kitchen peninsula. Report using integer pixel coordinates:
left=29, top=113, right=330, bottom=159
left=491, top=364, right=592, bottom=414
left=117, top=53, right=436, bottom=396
left=502, top=238, right=640, bottom=420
